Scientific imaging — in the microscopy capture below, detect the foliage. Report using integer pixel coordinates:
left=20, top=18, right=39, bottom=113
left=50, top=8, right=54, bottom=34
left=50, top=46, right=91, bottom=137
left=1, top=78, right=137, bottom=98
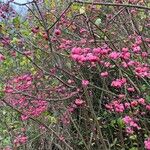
left=0, top=0, right=150, bottom=150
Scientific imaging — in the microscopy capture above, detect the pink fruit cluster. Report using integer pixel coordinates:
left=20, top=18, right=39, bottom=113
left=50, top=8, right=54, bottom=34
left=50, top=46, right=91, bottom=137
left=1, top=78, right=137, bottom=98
left=123, top=116, right=141, bottom=134
left=13, top=135, right=28, bottom=147
left=4, top=74, right=32, bottom=93
left=111, top=78, right=127, bottom=88
left=105, top=97, right=146, bottom=113
left=0, top=1, right=15, bottom=19
left=4, top=74, right=48, bottom=120
left=71, top=47, right=100, bottom=63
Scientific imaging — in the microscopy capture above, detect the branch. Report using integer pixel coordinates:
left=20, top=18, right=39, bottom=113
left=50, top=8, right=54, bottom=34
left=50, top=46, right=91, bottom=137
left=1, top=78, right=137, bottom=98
left=47, top=2, right=73, bottom=31
left=1, top=99, right=73, bottom=150
left=12, top=1, right=34, bottom=6
left=74, top=0, right=150, bottom=11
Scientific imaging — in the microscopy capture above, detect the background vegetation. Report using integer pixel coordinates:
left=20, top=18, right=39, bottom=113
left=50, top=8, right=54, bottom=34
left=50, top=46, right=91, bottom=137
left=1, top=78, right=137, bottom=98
left=0, top=0, right=150, bottom=149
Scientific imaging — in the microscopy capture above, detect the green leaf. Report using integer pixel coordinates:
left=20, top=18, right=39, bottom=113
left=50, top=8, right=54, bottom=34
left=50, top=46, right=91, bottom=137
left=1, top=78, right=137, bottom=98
left=3, top=137, right=10, bottom=145
left=146, top=95, right=150, bottom=103
left=13, top=16, right=20, bottom=28
left=110, top=120, right=116, bottom=127
left=95, top=18, right=102, bottom=26
left=117, top=118, right=124, bottom=128
left=129, top=135, right=137, bottom=140
left=141, top=84, right=146, bottom=91
left=80, top=6, right=85, bottom=14
left=78, top=141, right=83, bottom=145
left=129, top=147, right=138, bottom=150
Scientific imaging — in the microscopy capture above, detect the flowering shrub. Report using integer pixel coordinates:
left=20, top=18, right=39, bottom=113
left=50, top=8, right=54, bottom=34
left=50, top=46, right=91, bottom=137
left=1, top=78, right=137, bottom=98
left=0, top=0, right=150, bottom=149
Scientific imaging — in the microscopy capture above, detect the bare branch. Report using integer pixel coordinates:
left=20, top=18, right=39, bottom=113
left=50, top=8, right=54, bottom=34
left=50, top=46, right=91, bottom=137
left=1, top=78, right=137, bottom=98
left=74, top=0, right=150, bottom=11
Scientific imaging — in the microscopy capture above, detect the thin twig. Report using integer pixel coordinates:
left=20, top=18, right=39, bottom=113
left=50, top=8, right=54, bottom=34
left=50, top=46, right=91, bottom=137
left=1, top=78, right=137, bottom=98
left=1, top=99, right=74, bottom=150
left=74, top=0, right=150, bottom=11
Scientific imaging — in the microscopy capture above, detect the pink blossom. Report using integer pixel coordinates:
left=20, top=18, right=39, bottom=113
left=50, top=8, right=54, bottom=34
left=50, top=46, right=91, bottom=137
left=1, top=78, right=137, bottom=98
left=59, top=135, right=65, bottom=141
left=100, top=48, right=111, bottom=55
left=79, top=55, right=87, bottom=63
left=21, top=115, right=29, bottom=121
left=145, top=138, right=150, bottom=150
left=135, top=66, right=150, bottom=78
left=80, top=28, right=87, bottom=33
left=118, top=94, right=125, bottom=99
left=128, top=60, right=135, bottom=67
left=138, top=98, right=145, bottom=105
left=105, top=104, right=113, bottom=111
left=114, top=103, right=124, bottom=112
left=131, top=100, right=138, bottom=107
left=105, top=100, right=124, bottom=113
left=14, top=135, right=28, bottom=146
left=122, top=61, right=128, bottom=68
left=100, top=71, right=108, bottom=77
left=75, top=99, right=84, bottom=106
left=123, top=116, right=132, bottom=124
left=124, top=102, right=131, bottom=109
left=68, top=106, right=75, bottom=113
left=67, top=79, right=74, bottom=84
left=109, top=51, right=120, bottom=60
left=82, top=80, right=89, bottom=87
left=0, top=54, right=5, bottom=61
left=132, top=45, right=141, bottom=53
left=142, top=52, right=148, bottom=58
left=127, top=87, right=135, bottom=92
left=54, top=29, right=61, bottom=35
left=104, top=62, right=111, bottom=67
left=93, top=48, right=102, bottom=55
left=23, top=51, right=32, bottom=56
left=123, top=115, right=141, bottom=132
left=135, top=36, right=142, bottom=45
left=126, top=126, right=134, bottom=134
left=129, top=121, right=141, bottom=129
left=82, top=48, right=90, bottom=54
left=86, top=53, right=99, bottom=62
left=111, top=78, right=127, bottom=88
left=122, top=47, right=129, bottom=52
left=146, top=105, right=150, bottom=110
left=71, top=47, right=82, bottom=54
left=121, top=52, right=130, bottom=60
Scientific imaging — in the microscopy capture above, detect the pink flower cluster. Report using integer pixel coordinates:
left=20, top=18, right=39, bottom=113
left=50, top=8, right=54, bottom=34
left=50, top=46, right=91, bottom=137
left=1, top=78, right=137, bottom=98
left=109, top=51, right=121, bottom=60
left=4, top=74, right=32, bottom=93
left=123, top=116, right=141, bottom=134
left=0, top=2, right=15, bottom=19
left=21, top=99, right=47, bottom=121
left=111, top=78, right=127, bottom=88
left=105, top=100, right=125, bottom=113
left=13, top=135, right=28, bottom=147
left=58, top=39, right=72, bottom=50
left=4, top=74, right=48, bottom=120
left=105, top=98, right=146, bottom=113
left=71, top=47, right=99, bottom=63
left=121, top=60, right=150, bottom=78
left=131, top=36, right=142, bottom=53
left=82, top=80, right=89, bottom=87
left=71, top=45, right=131, bottom=65
left=100, top=71, right=109, bottom=77
left=135, top=65, right=150, bottom=78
